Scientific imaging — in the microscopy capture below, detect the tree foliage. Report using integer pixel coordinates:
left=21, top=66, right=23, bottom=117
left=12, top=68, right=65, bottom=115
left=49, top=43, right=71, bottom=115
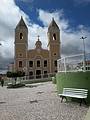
left=7, top=71, right=25, bottom=78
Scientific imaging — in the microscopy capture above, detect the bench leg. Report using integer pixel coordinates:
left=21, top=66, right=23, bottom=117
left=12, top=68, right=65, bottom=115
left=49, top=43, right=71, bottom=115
left=80, top=99, right=82, bottom=106
left=80, top=98, right=87, bottom=106
left=83, top=98, right=87, bottom=105
left=61, top=96, right=67, bottom=103
left=64, top=96, right=67, bottom=102
left=61, top=96, right=64, bottom=102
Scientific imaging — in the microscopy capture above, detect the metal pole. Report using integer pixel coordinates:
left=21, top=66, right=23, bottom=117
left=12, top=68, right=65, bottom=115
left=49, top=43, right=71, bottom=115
left=80, top=36, right=87, bottom=71
left=64, top=57, right=66, bottom=73
left=57, top=60, right=59, bottom=72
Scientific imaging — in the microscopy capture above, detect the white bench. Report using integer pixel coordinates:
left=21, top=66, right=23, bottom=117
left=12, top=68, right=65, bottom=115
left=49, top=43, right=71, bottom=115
left=58, top=88, right=88, bottom=106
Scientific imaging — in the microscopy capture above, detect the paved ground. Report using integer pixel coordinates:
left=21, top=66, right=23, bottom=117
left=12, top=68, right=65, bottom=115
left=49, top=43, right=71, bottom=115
left=0, top=82, right=88, bottom=120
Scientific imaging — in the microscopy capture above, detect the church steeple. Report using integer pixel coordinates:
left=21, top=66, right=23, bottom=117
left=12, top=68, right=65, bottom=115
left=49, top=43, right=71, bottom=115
left=48, top=18, right=59, bottom=31
left=15, top=16, right=28, bottom=73
left=47, top=18, right=60, bottom=73
left=16, top=16, right=27, bottom=29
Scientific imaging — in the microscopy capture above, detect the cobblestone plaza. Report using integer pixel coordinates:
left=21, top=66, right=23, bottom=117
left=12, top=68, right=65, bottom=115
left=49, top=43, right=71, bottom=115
left=0, top=82, right=88, bottom=120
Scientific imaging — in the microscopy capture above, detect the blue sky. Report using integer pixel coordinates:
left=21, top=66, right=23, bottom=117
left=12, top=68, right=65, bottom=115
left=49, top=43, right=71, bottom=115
left=15, top=0, right=90, bottom=27
left=0, top=0, right=90, bottom=69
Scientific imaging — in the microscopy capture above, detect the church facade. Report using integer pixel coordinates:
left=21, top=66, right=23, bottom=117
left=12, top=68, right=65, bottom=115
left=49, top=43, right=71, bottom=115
left=14, top=17, right=60, bottom=78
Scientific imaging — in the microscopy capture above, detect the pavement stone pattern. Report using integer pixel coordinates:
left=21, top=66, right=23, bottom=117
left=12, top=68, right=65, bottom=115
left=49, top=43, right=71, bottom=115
left=0, top=82, right=88, bottom=120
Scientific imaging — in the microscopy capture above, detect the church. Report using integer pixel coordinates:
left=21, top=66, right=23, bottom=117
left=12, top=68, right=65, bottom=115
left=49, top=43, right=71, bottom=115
left=14, top=17, right=60, bottom=78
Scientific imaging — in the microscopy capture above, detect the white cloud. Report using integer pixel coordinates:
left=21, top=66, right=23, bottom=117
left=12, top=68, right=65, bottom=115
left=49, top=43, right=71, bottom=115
left=0, top=0, right=30, bottom=68
left=28, top=24, right=48, bottom=49
left=38, top=9, right=68, bottom=30
left=0, top=0, right=29, bottom=59
left=28, top=9, right=68, bottom=49
left=0, top=0, right=90, bottom=69
left=38, top=9, right=90, bottom=56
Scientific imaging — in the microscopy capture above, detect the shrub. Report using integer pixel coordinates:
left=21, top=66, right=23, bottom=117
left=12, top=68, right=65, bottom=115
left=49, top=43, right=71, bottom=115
left=52, top=77, right=56, bottom=84
left=7, top=71, right=25, bottom=85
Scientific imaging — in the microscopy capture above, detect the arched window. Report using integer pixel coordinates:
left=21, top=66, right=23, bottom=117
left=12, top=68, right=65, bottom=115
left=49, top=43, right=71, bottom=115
left=29, top=61, right=33, bottom=67
left=54, top=60, right=57, bottom=67
left=44, top=60, right=47, bottom=67
left=37, top=60, right=40, bottom=67
left=20, top=33, right=23, bottom=40
left=19, top=53, right=22, bottom=57
left=54, top=53, right=56, bottom=56
left=53, top=33, right=56, bottom=40
left=19, top=61, right=22, bottom=67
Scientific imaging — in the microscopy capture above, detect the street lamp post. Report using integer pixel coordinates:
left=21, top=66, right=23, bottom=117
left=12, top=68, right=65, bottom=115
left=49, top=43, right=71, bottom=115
left=80, top=36, right=87, bottom=71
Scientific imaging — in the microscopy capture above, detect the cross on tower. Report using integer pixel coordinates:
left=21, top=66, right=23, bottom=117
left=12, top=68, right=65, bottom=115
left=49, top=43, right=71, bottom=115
left=37, top=35, right=40, bottom=41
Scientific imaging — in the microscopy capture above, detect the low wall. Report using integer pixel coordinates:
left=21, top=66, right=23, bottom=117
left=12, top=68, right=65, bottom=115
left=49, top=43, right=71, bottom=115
left=56, top=72, right=90, bottom=104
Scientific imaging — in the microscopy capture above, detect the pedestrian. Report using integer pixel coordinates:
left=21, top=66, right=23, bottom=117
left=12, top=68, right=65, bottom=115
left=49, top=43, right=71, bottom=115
left=0, top=75, right=1, bottom=81
left=0, top=75, right=2, bottom=86
left=1, top=77, right=4, bottom=87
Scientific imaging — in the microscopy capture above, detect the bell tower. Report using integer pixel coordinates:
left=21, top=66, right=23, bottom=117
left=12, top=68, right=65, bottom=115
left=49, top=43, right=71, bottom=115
left=14, top=16, right=28, bottom=73
left=47, top=18, right=60, bottom=73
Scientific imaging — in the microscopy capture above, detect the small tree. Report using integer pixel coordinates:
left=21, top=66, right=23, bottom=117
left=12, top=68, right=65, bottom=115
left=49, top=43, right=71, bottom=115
left=17, top=71, right=25, bottom=77
left=7, top=71, right=13, bottom=78
left=7, top=71, right=25, bottom=85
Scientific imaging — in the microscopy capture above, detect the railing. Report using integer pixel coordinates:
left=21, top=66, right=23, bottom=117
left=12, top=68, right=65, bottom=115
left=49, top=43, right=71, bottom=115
left=57, top=53, right=90, bottom=72
left=6, top=73, right=56, bottom=85
left=22, top=73, right=55, bottom=80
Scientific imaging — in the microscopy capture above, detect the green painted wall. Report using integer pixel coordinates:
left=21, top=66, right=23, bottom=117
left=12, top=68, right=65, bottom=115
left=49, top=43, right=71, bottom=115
left=56, top=72, right=90, bottom=104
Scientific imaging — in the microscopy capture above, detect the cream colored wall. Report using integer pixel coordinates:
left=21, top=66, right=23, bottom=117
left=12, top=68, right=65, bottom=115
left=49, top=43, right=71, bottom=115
left=15, top=27, right=28, bottom=72
left=15, top=28, right=28, bottom=44
left=27, top=48, right=50, bottom=75
left=14, top=18, right=60, bottom=76
left=47, top=31, right=60, bottom=73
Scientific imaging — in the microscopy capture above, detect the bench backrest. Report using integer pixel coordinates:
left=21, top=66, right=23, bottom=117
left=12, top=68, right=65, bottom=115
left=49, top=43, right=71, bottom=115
left=63, top=88, right=88, bottom=98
